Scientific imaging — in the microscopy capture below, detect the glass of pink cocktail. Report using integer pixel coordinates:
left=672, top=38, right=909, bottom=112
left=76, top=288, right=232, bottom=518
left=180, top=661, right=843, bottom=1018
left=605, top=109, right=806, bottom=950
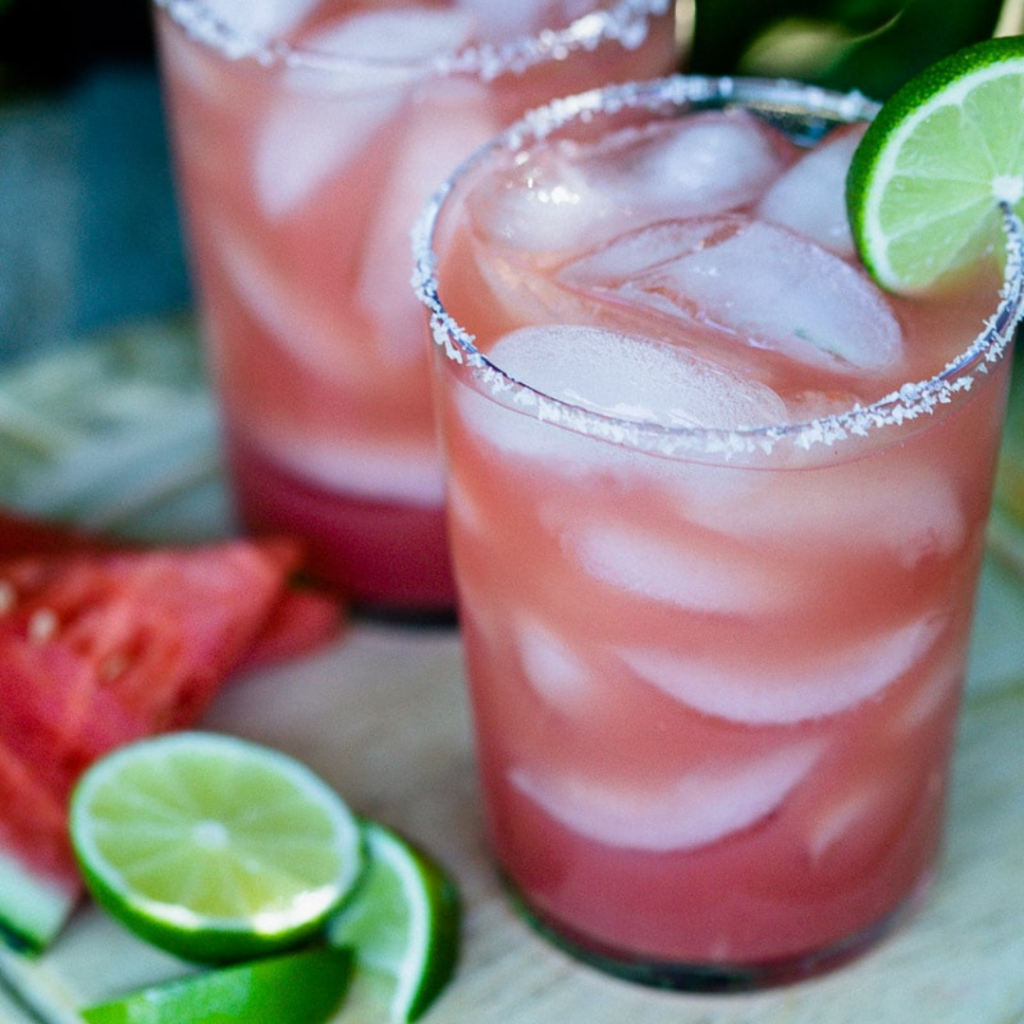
left=414, top=75, right=1024, bottom=988
left=150, top=0, right=679, bottom=619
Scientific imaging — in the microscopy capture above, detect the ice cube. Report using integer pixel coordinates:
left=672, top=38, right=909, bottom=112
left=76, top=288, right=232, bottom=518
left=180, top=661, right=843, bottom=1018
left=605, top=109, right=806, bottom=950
left=619, top=111, right=794, bottom=220
left=455, top=324, right=787, bottom=479
left=445, top=474, right=487, bottom=537
left=454, top=324, right=789, bottom=490
left=291, top=8, right=477, bottom=92
left=892, top=658, right=961, bottom=735
left=678, top=458, right=966, bottom=569
left=255, top=9, right=476, bottom=218
left=454, top=0, right=550, bottom=41
left=568, top=519, right=801, bottom=615
left=356, top=79, right=500, bottom=365
left=468, top=111, right=790, bottom=256
left=880, top=472, right=968, bottom=570
left=758, top=125, right=865, bottom=258
left=455, top=380, right=604, bottom=471
left=203, top=0, right=321, bottom=40
left=517, top=616, right=594, bottom=713
left=782, top=387, right=867, bottom=422
left=489, top=324, right=788, bottom=430
left=509, top=740, right=822, bottom=851
left=572, top=217, right=902, bottom=374
left=561, top=217, right=733, bottom=286
left=807, top=782, right=886, bottom=863
left=255, top=429, right=446, bottom=507
left=214, top=223, right=373, bottom=387
left=470, top=237, right=583, bottom=328
left=619, top=614, right=945, bottom=724
left=557, top=216, right=741, bottom=330
left=254, top=90, right=403, bottom=220
left=465, top=149, right=617, bottom=255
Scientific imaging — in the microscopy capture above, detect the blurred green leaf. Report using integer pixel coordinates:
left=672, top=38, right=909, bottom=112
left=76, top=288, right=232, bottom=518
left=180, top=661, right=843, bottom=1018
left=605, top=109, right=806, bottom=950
left=691, top=0, right=1008, bottom=98
left=816, top=0, right=1009, bottom=94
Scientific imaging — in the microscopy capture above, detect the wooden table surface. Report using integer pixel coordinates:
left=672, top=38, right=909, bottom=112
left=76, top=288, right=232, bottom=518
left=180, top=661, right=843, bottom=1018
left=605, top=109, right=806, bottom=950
left=18, top=555, right=1023, bottom=1024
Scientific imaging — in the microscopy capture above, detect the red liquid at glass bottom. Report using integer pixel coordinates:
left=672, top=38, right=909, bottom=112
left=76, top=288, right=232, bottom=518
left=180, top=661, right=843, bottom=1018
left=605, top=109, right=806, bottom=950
left=227, top=433, right=456, bottom=622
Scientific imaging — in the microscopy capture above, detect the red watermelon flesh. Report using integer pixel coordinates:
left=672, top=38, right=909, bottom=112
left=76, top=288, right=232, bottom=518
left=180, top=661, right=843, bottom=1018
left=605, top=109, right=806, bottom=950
left=0, top=525, right=342, bottom=952
left=232, top=586, right=346, bottom=675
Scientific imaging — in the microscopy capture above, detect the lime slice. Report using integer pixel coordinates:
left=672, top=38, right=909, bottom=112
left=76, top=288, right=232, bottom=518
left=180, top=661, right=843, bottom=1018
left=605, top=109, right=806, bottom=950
left=80, top=946, right=352, bottom=1024
left=69, top=732, right=364, bottom=964
left=846, top=34, right=1024, bottom=292
left=328, top=821, right=460, bottom=1022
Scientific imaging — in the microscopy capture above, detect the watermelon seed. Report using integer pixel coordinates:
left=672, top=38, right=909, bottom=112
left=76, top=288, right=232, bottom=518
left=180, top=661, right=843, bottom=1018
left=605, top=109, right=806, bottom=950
left=28, top=608, right=58, bottom=643
left=101, top=653, right=131, bottom=682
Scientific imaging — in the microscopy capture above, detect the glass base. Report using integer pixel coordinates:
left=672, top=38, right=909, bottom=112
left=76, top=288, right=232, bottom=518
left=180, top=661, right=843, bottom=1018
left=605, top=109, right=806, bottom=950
left=502, top=871, right=934, bottom=993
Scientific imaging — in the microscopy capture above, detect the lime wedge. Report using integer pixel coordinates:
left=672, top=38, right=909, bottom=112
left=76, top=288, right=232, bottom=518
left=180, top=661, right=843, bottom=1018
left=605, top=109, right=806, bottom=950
left=80, top=946, right=352, bottom=1024
left=846, top=34, right=1024, bottom=292
left=69, top=732, right=364, bottom=964
left=328, top=821, right=460, bottom=1022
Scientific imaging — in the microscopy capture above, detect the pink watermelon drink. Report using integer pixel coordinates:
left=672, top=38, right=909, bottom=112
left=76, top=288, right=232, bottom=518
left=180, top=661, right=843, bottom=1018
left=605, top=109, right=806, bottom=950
left=151, top=0, right=679, bottom=617
left=414, top=76, right=1024, bottom=987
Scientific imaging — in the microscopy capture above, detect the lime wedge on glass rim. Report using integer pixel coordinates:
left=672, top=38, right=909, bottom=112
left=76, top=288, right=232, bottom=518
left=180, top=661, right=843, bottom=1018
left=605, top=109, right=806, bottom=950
left=69, top=732, right=364, bottom=965
left=328, top=820, right=460, bottom=1023
left=80, top=946, right=352, bottom=1024
left=846, top=34, right=1024, bottom=293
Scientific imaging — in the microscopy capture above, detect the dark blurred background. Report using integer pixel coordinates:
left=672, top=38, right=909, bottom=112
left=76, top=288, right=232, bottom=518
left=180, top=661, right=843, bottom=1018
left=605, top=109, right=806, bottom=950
left=0, top=0, right=156, bottom=93
left=0, top=0, right=187, bottom=362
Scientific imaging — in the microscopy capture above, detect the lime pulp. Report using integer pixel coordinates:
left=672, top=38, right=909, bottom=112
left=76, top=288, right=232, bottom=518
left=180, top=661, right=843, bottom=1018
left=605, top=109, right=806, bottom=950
left=69, top=732, right=364, bottom=964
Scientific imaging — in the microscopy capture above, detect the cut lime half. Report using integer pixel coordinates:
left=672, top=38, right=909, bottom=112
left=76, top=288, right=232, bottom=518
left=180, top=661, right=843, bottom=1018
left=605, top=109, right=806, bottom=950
left=69, top=732, right=364, bottom=964
left=80, top=946, right=352, bottom=1024
left=328, top=821, right=460, bottom=1022
left=847, top=34, right=1024, bottom=292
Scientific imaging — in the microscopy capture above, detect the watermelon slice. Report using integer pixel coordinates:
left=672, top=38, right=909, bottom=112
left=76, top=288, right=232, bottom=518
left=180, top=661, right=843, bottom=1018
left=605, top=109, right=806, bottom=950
left=233, top=586, right=347, bottom=676
left=0, top=508, right=344, bottom=673
left=0, top=515, right=344, bottom=952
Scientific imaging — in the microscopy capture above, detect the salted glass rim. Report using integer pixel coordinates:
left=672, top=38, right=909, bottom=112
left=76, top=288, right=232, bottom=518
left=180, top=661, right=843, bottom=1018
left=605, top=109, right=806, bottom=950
left=412, top=73, right=1024, bottom=460
left=151, top=0, right=673, bottom=78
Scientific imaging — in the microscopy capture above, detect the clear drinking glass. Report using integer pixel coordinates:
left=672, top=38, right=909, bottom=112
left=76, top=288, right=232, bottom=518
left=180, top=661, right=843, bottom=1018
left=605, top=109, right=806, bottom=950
left=414, top=75, right=1024, bottom=989
left=150, top=0, right=679, bottom=619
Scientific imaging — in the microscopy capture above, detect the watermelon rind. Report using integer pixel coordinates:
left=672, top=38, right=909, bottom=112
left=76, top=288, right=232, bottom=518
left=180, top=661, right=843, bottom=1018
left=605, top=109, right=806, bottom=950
left=0, top=847, right=77, bottom=954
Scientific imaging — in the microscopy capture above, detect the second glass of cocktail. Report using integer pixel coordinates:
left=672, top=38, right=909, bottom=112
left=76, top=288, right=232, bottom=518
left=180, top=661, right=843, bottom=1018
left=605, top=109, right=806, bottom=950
left=151, top=0, right=679, bottom=619
left=414, top=75, right=1024, bottom=988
